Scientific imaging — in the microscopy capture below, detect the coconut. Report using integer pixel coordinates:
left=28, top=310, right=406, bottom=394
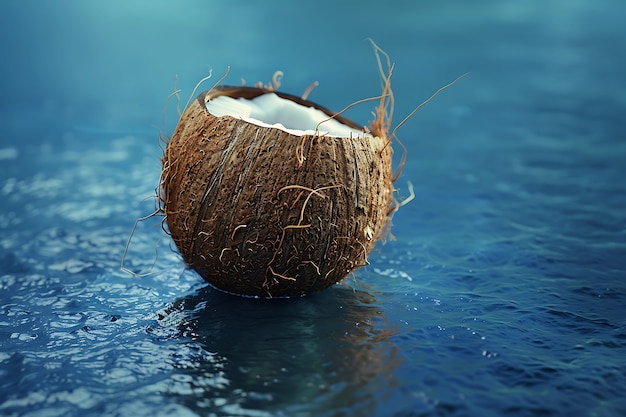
left=161, top=85, right=394, bottom=297
left=161, top=80, right=395, bottom=297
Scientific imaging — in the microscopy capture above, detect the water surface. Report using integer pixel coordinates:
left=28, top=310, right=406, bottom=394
left=1, top=1, right=625, bottom=416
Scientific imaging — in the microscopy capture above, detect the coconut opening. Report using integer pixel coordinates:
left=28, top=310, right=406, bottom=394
left=206, top=93, right=370, bottom=138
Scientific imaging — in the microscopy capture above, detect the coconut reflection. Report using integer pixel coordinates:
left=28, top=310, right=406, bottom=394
left=157, top=284, right=401, bottom=415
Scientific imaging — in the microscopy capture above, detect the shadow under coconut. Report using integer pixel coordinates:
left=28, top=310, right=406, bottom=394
left=156, top=284, right=402, bottom=415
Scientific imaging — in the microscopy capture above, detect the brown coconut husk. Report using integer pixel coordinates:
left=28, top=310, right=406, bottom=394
left=157, top=42, right=466, bottom=297
left=161, top=82, right=394, bottom=297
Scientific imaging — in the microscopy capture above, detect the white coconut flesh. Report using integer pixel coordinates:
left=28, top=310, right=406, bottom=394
left=206, top=93, right=371, bottom=138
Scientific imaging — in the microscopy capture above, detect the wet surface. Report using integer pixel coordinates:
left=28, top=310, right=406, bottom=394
left=1, top=1, right=625, bottom=416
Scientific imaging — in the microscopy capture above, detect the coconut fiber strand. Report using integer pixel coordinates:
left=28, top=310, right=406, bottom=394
left=161, top=86, right=393, bottom=297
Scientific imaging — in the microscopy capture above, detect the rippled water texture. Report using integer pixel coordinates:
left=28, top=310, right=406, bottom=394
left=2, top=1, right=626, bottom=416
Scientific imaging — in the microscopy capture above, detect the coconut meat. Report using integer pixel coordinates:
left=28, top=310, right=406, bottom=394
left=206, top=93, right=370, bottom=138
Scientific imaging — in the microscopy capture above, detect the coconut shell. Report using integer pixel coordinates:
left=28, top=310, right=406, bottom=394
left=161, top=86, right=393, bottom=297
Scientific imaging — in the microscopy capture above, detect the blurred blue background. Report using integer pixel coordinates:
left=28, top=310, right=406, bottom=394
left=1, top=1, right=625, bottom=416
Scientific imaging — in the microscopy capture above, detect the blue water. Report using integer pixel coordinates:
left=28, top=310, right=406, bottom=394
left=1, top=1, right=625, bottom=416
